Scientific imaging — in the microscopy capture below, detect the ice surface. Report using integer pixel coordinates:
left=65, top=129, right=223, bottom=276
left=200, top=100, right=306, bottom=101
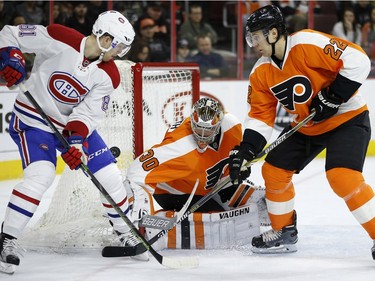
left=1, top=158, right=375, bottom=280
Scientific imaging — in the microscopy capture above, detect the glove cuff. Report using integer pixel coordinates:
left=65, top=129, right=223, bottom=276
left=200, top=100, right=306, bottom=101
left=242, top=129, right=267, bottom=156
left=329, top=73, right=361, bottom=102
left=63, top=121, right=89, bottom=139
left=67, top=134, right=84, bottom=145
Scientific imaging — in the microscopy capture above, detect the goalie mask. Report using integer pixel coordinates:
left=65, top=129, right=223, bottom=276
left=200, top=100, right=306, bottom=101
left=190, top=98, right=224, bottom=153
left=92, top=10, right=135, bottom=57
left=245, top=5, right=286, bottom=48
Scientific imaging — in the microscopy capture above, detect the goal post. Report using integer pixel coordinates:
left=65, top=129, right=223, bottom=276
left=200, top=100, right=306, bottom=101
left=132, top=62, right=200, bottom=157
left=19, top=61, right=200, bottom=252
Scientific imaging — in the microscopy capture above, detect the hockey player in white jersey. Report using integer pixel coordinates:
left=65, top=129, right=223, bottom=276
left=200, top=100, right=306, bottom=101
left=0, top=11, right=146, bottom=274
left=124, top=98, right=270, bottom=251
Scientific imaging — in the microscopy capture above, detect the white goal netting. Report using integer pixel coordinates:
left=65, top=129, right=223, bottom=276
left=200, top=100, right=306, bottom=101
left=20, top=61, right=199, bottom=253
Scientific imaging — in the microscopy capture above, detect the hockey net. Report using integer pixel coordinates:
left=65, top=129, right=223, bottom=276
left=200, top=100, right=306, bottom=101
left=20, top=61, right=200, bottom=252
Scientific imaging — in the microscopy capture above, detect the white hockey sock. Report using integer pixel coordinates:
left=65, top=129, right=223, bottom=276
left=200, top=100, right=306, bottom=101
left=3, top=161, right=55, bottom=238
left=94, top=163, right=130, bottom=234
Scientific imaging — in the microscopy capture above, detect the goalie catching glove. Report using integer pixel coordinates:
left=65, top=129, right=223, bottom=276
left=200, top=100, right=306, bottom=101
left=309, top=87, right=342, bottom=122
left=0, top=47, right=26, bottom=87
left=229, top=142, right=255, bottom=184
left=61, top=133, right=89, bottom=170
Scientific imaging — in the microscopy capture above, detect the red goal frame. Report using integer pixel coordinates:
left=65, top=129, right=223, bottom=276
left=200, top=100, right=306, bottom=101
left=132, top=62, right=200, bottom=157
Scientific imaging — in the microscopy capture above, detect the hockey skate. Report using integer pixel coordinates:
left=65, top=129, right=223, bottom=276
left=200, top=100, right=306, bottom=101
left=372, top=240, right=375, bottom=260
left=117, top=230, right=149, bottom=262
left=251, top=211, right=298, bottom=254
left=0, top=233, right=24, bottom=274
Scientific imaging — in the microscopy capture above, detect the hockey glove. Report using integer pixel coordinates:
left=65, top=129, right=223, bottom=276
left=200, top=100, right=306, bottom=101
left=0, top=47, right=26, bottom=87
left=61, top=134, right=89, bottom=170
left=310, top=88, right=342, bottom=122
left=229, top=143, right=256, bottom=184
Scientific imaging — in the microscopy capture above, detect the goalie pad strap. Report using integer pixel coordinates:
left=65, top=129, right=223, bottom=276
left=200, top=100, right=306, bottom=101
left=181, top=218, right=190, bottom=249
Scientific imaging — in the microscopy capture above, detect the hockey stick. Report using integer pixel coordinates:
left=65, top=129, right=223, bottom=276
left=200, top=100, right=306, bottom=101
left=138, top=179, right=199, bottom=230
left=18, top=83, right=199, bottom=269
left=108, top=145, right=192, bottom=228
left=102, top=110, right=316, bottom=257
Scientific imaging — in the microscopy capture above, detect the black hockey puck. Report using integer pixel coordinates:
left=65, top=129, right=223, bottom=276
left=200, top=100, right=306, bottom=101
left=110, top=146, right=121, bottom=158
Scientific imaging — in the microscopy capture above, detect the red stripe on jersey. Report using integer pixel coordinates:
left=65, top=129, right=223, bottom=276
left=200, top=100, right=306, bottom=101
left=97, top=61, right=120, bottom=89
left=47, top=24, right=120, bottom=89
left=47, top=24, right=83, bottom=52
left=15, top=99, right=66, bottom=128
left=12, top=189, right=40, bottom=206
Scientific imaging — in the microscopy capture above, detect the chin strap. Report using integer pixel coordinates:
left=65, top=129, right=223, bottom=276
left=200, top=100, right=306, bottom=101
left=271, top=43, right=276, bottom=56
left=96, top=35, right=111, bottom=61
left=98, top=51, right=105, bottom=61
left=196, top=144, right=208, bottom=153
left=267, top=31, right=284, bottom=57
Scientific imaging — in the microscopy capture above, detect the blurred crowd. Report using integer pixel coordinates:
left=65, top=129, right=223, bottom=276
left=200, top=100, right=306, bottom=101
left=2, top=1, right=375, bottom=79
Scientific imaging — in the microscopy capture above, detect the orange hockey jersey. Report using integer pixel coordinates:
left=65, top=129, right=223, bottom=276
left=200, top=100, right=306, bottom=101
left=126, top=113, right=242, bottom=196
left=246, top=29, right=370, bottom=141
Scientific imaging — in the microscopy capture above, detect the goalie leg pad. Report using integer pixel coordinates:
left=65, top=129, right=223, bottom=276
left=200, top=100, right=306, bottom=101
left=126, top=180, right=155, bottom=219
left=146, top=204, right=260, bottom=250
left=228, top=180, right=270, bottom=227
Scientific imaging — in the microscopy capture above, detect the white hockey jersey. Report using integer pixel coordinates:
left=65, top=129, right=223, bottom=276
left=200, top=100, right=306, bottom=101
left=0, top=24, right=120, bottom=137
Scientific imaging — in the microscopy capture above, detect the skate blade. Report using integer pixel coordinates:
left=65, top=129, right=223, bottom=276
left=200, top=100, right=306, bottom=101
left=0, top=261, right=16, bottom=275
left=251, top=244, right=297, bottom=254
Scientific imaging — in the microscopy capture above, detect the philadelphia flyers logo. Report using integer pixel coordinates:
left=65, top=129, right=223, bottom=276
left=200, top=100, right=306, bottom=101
left=48, top=72, right=89, bottom=105
left=271, top=76, right=312, bottom=111
left=206, top=158, right=229, bottom=189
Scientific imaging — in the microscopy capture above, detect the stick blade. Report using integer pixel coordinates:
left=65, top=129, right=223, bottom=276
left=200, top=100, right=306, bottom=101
left=101, top=245, right=146, bottom=257
left=161, top=256, right=199, bottom=269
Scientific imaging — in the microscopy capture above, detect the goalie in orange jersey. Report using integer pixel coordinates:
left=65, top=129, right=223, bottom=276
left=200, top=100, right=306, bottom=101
left=228, top=5, right=375, bottom=258
left=124, top=97, right=270, bottom=250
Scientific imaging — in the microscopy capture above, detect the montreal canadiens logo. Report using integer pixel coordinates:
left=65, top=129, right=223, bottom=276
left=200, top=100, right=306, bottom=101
left=48, top=72, right=89, bottom=105
left=161, top=93, right=193, bottom=127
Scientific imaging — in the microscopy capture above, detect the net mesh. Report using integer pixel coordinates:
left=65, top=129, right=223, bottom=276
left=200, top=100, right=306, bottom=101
left=20, top=61, right=198, bottom=252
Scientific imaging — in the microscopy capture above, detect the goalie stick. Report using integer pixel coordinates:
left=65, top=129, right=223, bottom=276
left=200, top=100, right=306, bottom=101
left=102, top=179, right=199, bottom=257
left=111, top=128, right=194, bottom=229
left=18, top=83, right=199, bottom=269
left=101, top=110, right=317, bottom=257
left=138, top=179, right=199, bottom=230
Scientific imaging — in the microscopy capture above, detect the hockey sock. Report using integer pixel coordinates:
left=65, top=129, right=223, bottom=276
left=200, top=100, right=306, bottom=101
left=3, top=161, right=55, bottom=238
left=95, top=163, right=131, bottom=234
left=262, top=162, right=296, bottom=230
left=327, top=167, right=375, bottom=239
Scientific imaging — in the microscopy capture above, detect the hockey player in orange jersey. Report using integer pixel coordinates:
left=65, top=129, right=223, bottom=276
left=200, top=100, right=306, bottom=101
left=228, top=5, right=375, bottom=258
left=125, top=97, right=269, bottom=250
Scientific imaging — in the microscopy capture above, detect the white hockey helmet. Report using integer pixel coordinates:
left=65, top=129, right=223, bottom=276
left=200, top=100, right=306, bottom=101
left=190, top=97, right=224, bottom=147
left=92, top=10, right=135, bottom=57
